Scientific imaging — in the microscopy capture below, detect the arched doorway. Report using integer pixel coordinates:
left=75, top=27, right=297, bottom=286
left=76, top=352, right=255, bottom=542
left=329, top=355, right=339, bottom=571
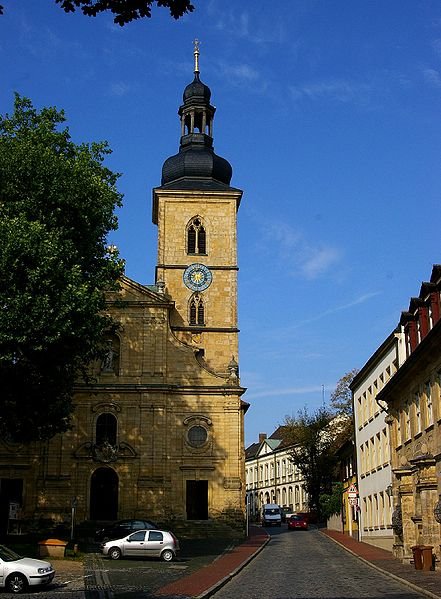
left=90, top=467, right=118, bottom=521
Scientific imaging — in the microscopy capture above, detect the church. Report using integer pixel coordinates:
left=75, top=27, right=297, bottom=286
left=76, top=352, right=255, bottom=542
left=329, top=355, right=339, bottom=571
left=0, top=44, right=248, bottom=538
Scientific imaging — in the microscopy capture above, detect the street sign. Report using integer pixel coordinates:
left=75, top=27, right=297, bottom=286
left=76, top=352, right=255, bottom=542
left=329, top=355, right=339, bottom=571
left=349, top=497, right=358, bottom=506
left=348, top=483, right=358, bottom=495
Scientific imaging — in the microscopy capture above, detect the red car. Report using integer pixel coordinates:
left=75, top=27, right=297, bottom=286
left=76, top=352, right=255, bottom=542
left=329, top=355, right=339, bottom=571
left=287, top=514, right=308, bottom=530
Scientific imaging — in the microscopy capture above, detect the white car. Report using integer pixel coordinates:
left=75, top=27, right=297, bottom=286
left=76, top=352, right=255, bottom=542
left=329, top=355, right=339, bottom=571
left=0, top=544, right=55, bottom=594
left=101, top=529, right=180, bottom=562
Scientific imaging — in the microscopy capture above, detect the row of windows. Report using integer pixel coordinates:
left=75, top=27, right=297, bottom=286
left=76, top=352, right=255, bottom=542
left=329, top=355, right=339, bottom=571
left=359, top=427, right=389, bottom=476
left=247, top=485, right=307, bottom=515
left=246, top=460, right=301, bottom=487
left=362, top=492, right=392, bottom=529
left=356, top=364, right=395, bottom=427
left=94, top=413, right=209, bottom=449
left=394, top=374, right=440, bottom=446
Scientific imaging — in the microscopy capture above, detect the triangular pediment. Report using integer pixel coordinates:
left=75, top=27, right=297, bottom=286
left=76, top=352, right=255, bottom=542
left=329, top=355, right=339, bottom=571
left=106, top=275, right=173, bottom=305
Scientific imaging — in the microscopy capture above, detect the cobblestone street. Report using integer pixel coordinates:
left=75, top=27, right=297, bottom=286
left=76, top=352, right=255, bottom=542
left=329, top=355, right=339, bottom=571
left=211, top=528, right=431, bottom=599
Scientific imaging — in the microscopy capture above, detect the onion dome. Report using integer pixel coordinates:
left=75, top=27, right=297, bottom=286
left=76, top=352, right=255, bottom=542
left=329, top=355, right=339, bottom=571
left=183, top=73, right=211, bottom=104
left=160, top=40, right=233, bottom=190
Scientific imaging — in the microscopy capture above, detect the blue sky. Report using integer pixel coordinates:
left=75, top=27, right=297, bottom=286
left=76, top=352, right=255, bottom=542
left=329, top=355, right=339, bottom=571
left=2, top=1, right=440, bottom=446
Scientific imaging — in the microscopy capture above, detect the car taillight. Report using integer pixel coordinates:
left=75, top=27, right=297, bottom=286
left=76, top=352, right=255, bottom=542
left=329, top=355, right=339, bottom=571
left=170, top=533, right=178, bottom=545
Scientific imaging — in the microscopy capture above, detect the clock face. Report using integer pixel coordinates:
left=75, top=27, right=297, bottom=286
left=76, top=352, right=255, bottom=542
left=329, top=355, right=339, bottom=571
left=183, top=263, right=212, bottom=292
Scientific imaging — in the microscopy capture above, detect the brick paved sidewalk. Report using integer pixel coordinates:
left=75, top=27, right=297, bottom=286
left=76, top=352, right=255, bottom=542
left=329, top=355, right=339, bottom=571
left=155, top=526, right=269, bottom=599
left=322, top=528, right=441, bottom=599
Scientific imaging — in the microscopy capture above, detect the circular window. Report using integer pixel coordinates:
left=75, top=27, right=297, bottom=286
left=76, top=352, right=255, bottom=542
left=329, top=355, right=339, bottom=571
left=187, top=425, right=208, bottom=448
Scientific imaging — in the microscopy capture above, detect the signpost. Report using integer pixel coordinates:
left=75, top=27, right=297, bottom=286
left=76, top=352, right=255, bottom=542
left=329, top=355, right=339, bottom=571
left=347, top=484, right=358, bottom=537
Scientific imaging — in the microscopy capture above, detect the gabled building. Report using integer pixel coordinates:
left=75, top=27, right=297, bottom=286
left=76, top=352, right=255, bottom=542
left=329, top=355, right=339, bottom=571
left=377, top=265, right=441, bottom=563
left=245, top=428, right=307, bottom=521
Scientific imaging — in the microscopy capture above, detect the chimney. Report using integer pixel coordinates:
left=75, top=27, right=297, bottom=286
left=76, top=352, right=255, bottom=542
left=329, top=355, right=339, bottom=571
left=259, top=433, right=267, bottom=443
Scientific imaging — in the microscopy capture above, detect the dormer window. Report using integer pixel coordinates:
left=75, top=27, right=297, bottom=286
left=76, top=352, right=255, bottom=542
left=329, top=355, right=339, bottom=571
left=187, top=217, right=206, bottom=254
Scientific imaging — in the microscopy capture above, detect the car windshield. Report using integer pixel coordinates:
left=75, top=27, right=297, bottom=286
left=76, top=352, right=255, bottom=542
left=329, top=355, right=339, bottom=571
left=264, top=508, right=279, bottom=515
left=0, top=545, right=21, bottom=562
left=291, top=515, right=303, bottom=521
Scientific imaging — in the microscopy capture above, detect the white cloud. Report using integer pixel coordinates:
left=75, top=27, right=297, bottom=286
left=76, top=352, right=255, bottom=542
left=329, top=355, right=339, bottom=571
left=423, top=68, right=441, bottom=89
left=264, top=220, right=341, bottom=280
left=224, top=63, right=260, bottom=82
left=289, top=291, right=382, bottom=330
left=289, top=78, right=371, bottom=106
left=245, top=384, right=325, bottom=400
left=432, top=38, right=441, bottom=58
left=301, top=247, right=341, bottom=279
left=109, top=82, right=131, bottom=96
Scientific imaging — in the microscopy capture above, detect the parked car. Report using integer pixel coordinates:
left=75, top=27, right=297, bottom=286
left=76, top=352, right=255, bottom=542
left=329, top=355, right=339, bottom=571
left=287, top=514, right=308, bottom=530
left=0, top=544, right=55, bottom=594
left=100, top=529, right=180, bottom=562
left=95, top=518, right=158, bottom=541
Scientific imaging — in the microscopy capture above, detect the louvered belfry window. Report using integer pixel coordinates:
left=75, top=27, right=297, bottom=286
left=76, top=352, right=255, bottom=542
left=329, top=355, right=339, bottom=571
left=187, top=217, right=206, bottom=255
left=189, top=295, right=204, bottom=326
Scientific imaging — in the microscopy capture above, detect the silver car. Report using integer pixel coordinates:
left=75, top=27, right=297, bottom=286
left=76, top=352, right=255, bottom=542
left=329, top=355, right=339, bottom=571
left=0, top=544, right=55, bottom=594
left=101, top=529, right=180, bottom=562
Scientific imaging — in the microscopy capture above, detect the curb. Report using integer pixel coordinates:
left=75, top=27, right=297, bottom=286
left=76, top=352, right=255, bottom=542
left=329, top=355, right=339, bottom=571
left=196, top=533, right=270, bottom=599
left=320, top=531, right=441, bottom=599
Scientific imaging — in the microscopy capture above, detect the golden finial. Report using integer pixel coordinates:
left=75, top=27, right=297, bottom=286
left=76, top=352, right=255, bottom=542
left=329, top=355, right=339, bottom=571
left=193, top=38, right=200, bottom=74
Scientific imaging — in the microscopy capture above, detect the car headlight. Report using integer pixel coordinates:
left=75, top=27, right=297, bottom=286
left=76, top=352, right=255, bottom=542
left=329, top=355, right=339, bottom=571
left=38, top=566, right=52, bottom=574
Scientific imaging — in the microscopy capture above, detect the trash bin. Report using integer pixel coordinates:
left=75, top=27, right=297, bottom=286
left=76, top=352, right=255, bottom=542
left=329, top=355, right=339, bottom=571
left=38, top=538, right=68, bottom=559
left=421, top=546, right=434, bottom=571
left=411, top=546, right=423, bottom=570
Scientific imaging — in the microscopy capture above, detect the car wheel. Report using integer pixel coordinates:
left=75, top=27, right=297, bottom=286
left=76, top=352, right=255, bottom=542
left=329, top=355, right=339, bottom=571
left=161, top=549, right=174, bottom=562
left=6, top=573, right=28, bottom=594
left=109, top=547, right=122, bottom=560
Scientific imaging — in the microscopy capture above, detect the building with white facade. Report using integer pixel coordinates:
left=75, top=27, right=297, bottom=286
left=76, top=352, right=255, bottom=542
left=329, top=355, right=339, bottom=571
left=351, top=328, right=406, bottom=550
left=245, top=428, right=307, bottom=522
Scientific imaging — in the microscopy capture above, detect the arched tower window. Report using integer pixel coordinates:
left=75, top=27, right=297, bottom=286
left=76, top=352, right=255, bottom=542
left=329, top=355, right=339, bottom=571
left=96, top=413, right=117, bottom=446
left=187, top=217, right=206, bottom=255
left=189, top=294, right=205, bottom=326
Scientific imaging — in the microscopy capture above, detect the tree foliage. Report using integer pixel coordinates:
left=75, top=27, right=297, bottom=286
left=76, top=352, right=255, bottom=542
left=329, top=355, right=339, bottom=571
left=329, top=368, right=359, bottom=416
left=0, top=1, right=195, bottom=25
left=319, top=482, right=344, bottom=520
left=0, top=95, right=124, bottom=442
left=283, top=407, right=340, bottom=520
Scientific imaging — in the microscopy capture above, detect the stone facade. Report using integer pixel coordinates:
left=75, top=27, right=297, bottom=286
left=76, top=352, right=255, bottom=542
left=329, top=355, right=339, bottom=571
left=376, top=265, right=441, bottom=563
left=0, top=54, right=247, bottom=538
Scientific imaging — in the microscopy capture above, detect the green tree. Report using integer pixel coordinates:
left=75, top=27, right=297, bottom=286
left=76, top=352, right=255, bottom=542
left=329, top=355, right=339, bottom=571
left=283, top=407, right=339, bottom=520
left=319, top=482, right=343, bottom=520
left=0, top=1, right=195, bottom=25
left=0, top=95, right=124, bottom=443
left=329, top=368, right=359, bottom=416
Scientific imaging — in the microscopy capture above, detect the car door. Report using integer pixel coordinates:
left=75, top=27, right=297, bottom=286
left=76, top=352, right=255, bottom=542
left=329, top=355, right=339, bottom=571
left=0, top=558, right=4, bottom=587
left=123, top=531, right=147, bottom=557
left=145, top=531, right=164, bottom=557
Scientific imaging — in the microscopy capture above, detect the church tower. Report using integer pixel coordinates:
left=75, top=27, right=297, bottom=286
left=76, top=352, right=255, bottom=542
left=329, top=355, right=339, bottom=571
left=153, top=42, right=243, bottom=377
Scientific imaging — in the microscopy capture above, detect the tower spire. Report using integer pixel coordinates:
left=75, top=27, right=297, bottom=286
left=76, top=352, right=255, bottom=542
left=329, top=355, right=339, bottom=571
left=193, top=38, right=200, bottom=75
